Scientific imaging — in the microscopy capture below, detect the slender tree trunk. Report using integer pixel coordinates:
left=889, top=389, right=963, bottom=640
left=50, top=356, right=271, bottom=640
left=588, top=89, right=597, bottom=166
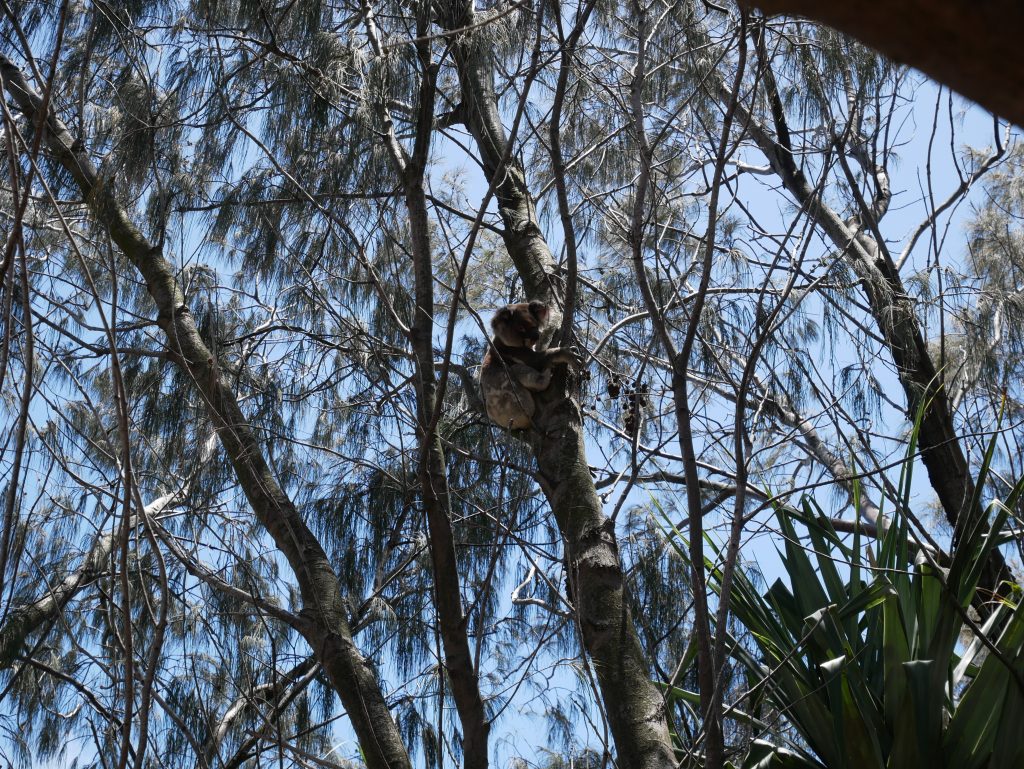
left=403, top=56, right=491, bottom=769
left=358, top=9, right=492, bottom=763
left=434, top=5, right=676, bottom=766
left=0, top=54, right=413, bottom=769
left=408, top=206, right=491, bottom=769
left=737, top=50, right=1014, bottom=600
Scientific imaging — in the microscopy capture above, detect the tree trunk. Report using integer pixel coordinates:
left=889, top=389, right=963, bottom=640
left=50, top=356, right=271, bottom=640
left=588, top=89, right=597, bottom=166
left=736, top=66, right=1014, bottom=600
left=403, top=58, right=491, bottom=769
left=0, top=54, right=414, bottom=769
left=435, top=6, right=677, bottom=766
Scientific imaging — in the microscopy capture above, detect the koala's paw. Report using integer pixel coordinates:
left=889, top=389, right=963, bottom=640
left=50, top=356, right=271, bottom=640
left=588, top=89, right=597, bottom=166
left=559, top=346, right=585, bottom=370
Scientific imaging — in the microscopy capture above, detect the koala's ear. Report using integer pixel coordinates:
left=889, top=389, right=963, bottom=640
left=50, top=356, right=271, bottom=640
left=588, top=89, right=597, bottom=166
left=493, top=307, right=513, bottom=326
left=528, top=301, right=549, bottom=322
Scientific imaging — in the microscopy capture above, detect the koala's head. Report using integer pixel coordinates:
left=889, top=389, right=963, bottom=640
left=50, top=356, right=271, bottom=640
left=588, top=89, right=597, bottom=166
left=491, top=301, right=550, bottom=348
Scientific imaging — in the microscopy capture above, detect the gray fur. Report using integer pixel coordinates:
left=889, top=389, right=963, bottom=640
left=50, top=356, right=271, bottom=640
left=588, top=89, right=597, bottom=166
left=480, top=303, right=580, bottom=430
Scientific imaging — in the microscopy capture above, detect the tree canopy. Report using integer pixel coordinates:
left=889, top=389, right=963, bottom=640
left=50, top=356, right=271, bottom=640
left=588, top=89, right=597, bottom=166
left=0, top=2, right=1021, bottom=768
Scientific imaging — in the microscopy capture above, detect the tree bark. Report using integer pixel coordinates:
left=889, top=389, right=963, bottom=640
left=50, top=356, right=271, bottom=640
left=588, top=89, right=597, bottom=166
left=402, top=49, right=491, bottom=769
left=0, top=492, right=177, bottom=670
left=208, top=656, right=319, bottom=769
left=0, top=54, right=413, bottom=769
left=435, top=5, right=677, bottom=767
left=736, top=54, right=1014, bottom=601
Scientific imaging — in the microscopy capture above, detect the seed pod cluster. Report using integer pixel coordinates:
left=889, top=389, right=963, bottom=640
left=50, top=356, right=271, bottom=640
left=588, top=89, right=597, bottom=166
left=607, top=373, right=622, bottom=399
left=606, top=373, right=649, bottom=437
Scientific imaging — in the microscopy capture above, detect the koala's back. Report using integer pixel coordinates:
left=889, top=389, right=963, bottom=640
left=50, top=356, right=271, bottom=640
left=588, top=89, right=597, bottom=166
left=481, top=301, right=556, bottom=431
left=481, top=349, right=535, bottom=430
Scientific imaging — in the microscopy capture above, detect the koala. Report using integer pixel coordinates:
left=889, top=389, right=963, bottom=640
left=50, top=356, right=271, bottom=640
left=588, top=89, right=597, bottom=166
left=480, top=301, right=580, bottom=430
